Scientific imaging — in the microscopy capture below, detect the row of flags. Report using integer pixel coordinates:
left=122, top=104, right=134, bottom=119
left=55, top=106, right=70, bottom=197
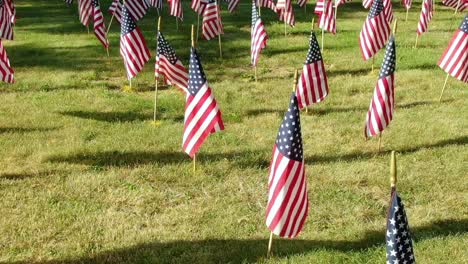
left=0, top=0, right=15, bottom=83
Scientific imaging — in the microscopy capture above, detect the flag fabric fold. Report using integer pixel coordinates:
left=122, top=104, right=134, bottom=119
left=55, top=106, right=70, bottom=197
left=296, top=31, right=329, bottom=109
left=266, top=92, right=308, bottom=238
left=168, top=0, right=183, bottom=19
left=359, top=0, right=390, bottom=61
left=108, top=0, right=149, bottom=24
left=437, top=15, right=468, bottom=83
left=191, top=0, right=209, bottom=15
left=251, top=0, right=268, bottom=67
left=277, top=0, right=295, bottom=27
left=202, top=0, right=223, bottom=40
left=0, top=40, right=13, bottom=83
left=364, top=36, right=396, bottom=138
left=183, top=47, right=224, bottom=157
left=119, top=5, right=151, bottom=80
left=417, top=0, right=433, bottom=36
left=442, top=0, right=467, bottom=11
left=156, top=32, right=189, bottom=93
left=92, top=0, right=109, bottom=49
left=78, top=0, right=93, bottom=26
left=319, top=0, right=336, bottom=34
left=0, top=0, right=14, bottom=40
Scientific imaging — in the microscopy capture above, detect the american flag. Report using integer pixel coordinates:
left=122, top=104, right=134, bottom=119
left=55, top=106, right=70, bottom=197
left=364, top=36, right=395, bottom=138
left=363, top=0, right=372, bottom=8
left=383, top=0, right=393, bottom=23
left=265, top=93, right=308, bottom=238
left=5, top=0, right=15, bottom=24
left=225, top=0, right=241, bottom=12
left=402, top=0, right=412, bottom=10
left=251, top=0, right=268, bottom=67
left=119, top=5, right=151, bottom=80
left=442, top=0, right=467, bottom=11
left=92, top=0, right=109, bottom=49
left=147, top=0, right=163, bottom=9
left=437, top=15, right=468, bottom=83
left=314, top=0, right=324, bottom=19
left=191, top=0, right=209, bottom=15
left=359, top=0, right=390, bottom=61
left=156, top=32, right=189, bottom=93
left=258, top=0, right=277, bottom=12
left=277, top=0, right=295, bottom=27
left=183, top=47, right=224, bottom=157
left=202, top=0, right=223, bottom=40
left=78, top=0, right=92, bottom=26
left=0, top=0, right=13, bottom=40
left=417, top=0, right=433, bottom=36
left=319, top=0, right=336, bottom=34
left=108, top=0, right=148, bottom=24
left=168, top=0, right=183, bottom=19
left=296, top=31, right=329, bottom=109
left=0, top=40, right=13, bottom=83
left=386, top=191, right=416, bottom=264
left=297, top=0, right=308, bottom=8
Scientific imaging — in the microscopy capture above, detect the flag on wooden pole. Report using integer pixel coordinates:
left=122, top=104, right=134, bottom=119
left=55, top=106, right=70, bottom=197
left=156, top=32, right=189, bottom=93
left=257, top=0, right=278, bottom=13
left=191, top=0, right=209, bottom=14
left=202, top=0, right=223, bottom=40
left=92, top=0, right=109, bottom=49
left=442, top=0, right=467, bottom=11
left=4, top=0, right=15, bottom=24
left=251, top=0, right=268, bottom=67
left=277, top=0, right=295, bottom=27
left=437, top=15, right=468, bottom=83
left=319, top=0, right=336, bottom=34
left=108, top=0, right=149, bottom=23
left=265, top=92, right=308, bottom=238
left=359, top=0, right=390, bottom=61
left=168, top=0, right=183, bottom=19
left=416, top=0, right=433, bottom=36
left=0, top=0, right=14, bottom=40
left=0, top=40, right=14, bottom=83
left=78, top=0, right=93, bottom=27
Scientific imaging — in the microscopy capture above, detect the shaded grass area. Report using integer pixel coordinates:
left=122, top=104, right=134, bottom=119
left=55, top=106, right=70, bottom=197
left=0, top=0, right=466, bottom=263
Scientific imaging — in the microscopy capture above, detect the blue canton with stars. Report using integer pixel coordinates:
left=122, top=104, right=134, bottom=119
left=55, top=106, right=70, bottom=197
left=459, top=15, right=468, bottom=33
left=188, top=47, right=208, bottom=97
left=157, top=32, right=179, bottom=64
left=92, top=0, right=99, bottom=7
left=275, top=93, right=303, bottom=162
left=386, top=192, right=416, bottom=264
left=369, top=0, right=384, bottom=19
left=120, top=5, right=136, bottom=36
left=305, top=31, right=322, bottom=64
left=379, top=36, right=396, bottom=79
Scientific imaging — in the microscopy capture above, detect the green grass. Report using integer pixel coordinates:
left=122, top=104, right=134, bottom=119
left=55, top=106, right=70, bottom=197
left=0, top=0, right=467, bottom=263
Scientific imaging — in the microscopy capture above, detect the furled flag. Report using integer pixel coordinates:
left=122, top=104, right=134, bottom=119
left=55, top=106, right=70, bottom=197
left=258, top=0, right=278, bottom=12
left=147, top=0, right=163, bottom=9
left=297, top=0, right=308, bottom=8
left=417, top=0, right=433, bottom=36
left=168, top=0, right=183, bottom=19
left=78, top=0, right=92, bottom=26
left=0, top=40, right=13, bottom=83
left=191, top=0, right=208, bottom=15
left=442, top=0, right=467, bottom=11
left=0, top=0, right=14, bottom=40
left=64, top=0, right=74, bottom=5
left=108, top=0, right=122, bottom=23
left=183, top=47, right=224, bottom=157
left=224, top=0, right=241, bottom=12
left=314, top=0, right=324, bottom=19
left=296, top=31, right=329, bottom=109
left=277, top=0, right=295, bottom=27
left=319, top=0, right=336, bottom=34
left=119, top=4, right=151, bottom=80
left=359, top=0, right=390, bottom=61
left=383, top=0, right=393, bottom=23
left=402, top=0, right=412, bottom=10
left=386, top=191, right=416, bottom=264
left=251, top=0, right=268, bottom=67
left=335, top=0, right=351, bottom=7
left=265, top=92, right=308, bottom=238
left=363, top=0, right=372, bottom=8
left=5, top=0, right=15, bottom=24
left=202, top=0, right=223, bottom=40
left=155, top=32, right=189, bottom=93
left=92, top=0, right=109, bottom=49
left=364, top=36, right=396, bottom=138
left=437, top=15, right=468, bottom=83
left=108, top=0, right=149, bottom=23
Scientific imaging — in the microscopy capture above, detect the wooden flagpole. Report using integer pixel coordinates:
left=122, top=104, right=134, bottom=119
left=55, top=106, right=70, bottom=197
left=415, top=33, right=419, bottom=48
left=454, top=0, right=461, bottom=14
left=371, top=57, right=375, bottom=72
left=106, top=13, right=115, bottom=37
left=216, top=0, right=223, bottom=58
left=191, top=24, right=197, bottom=174
left=284, top=20, right=287, bottom=36
left=254, top=66, right=258, bottom=82
left=268, top=69, right=299, bottom=258
left=405, top=7, right=409, bottom=21
left=378, top=132, right=382, bottom=152
left=153, top=16, right=162, bottom=124
left=390, top=151, right=397, bottom=189
left=438, top=73, right=450, bottom=102
left=321, top=29, right=324, bottom=52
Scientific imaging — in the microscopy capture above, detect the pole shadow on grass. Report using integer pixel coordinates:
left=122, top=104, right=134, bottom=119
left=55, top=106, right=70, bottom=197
left=9, top=219, right=467, bottom=264
left=0, top=126, right=58, bottom=134
left=59, top=110, right=184, bottom=123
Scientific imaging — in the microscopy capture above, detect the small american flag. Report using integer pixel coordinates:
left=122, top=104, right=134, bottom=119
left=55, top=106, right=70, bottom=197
left=383, top=0, right=393, bottom=23
left=296, top=31, right=329, bottom=109
left=251, top=0, right=268, bottom=67
left=314, top=0, right=324, bottom=19
left=363, top=0, right=372, bottom=8
left=92, top=0, right=109, bottom=49
left=266, top=93, right=308, bottom=238
left=109, top=0, right=148, bottom=24
left=191, top=0, right=209, bottom=15
left=108, top=0, right=122, bottom=23
left=402, top=0, right=412, bottom=10
left=359, top=0, right=390, bottom=61
left=78, top=0, right=92, bottom=26
left=364, top=36, right=395, bottom=138
left=168, top=0, right=183, bottom=19
left=183, top=47, right=224, bottom=157
left=277, top=0, right=295, bottom=27
left=438, top=15, right=468, bottom=83
left=0, top=0, right=13, bottom=40
left=319, top=0, right=336, bottom=34
left=0, top=40, right=14, bottom=83
left=156, top=32, right=189, bottom=93
left=386, top=191, right=416, bottom=264
left=225, top=0, right=241, bottom=12
left=119, top=5, right=151, bottom=80
left=257, top=0, right=277, bottom=12
left=417, top=0, right=433, bottom=36
left=202, top=0, right=223, bottom=40
left=147, top=0, right=163, bottom=9
left=297, top=0, right=308, bottom=8
left=442, top=0, right=467, bottom=11
left=5, top=0, right=14, bottom=24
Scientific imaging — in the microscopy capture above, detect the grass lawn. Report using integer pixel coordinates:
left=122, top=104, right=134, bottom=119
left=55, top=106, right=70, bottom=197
left=0, top=0, right=466, bottom=263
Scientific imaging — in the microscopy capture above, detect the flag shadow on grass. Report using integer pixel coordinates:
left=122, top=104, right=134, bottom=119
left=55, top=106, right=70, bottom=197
left=0, top=126, right=58, bottom=134
left=59, top=110, right=184, bottom=123
left=10, top=218, right=467, bottom=264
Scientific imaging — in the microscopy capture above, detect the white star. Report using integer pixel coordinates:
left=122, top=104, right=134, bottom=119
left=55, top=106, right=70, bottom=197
left=390, top=250, right=397, bottom=256
left=390, top=218, right=396, bottom=226
left=387, top=240, right=394, bottom=247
